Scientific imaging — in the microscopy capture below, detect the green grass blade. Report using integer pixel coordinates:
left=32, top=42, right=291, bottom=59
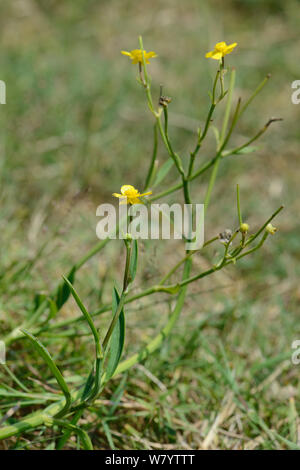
left=104, top=288, right=125, bottom=381
left=63, top=276, right=103, bottom=359
left=56, top=267, right=76, bottom=309
left=21, top=329, right=71, bottom=417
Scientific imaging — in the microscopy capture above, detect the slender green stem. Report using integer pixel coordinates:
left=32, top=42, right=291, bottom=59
left=238, top=74, right=271, bottom=119
left=177, top=231, right=270, bottom=288
left=219, top=58, right=225, bottom=98
left=204, top=102, right=241, bottom=214
left=156, top=113, right=185, bottom=176
left=2, top=364, right=30, bottom=393
left=203, top=155, right=221, bottom=214
left=56, top=408, right=84, bottom=450
left=244, top=205, right=283, bottom=247
left=159, top=235, right=219, bottom=285
left=236, top=184, right=242, bottom=226
left=219, top=68, right=235, bottom=146
left=138, top=36, right=156, bottom=114
left=182, top=177, right=192, bottom=204
left=187, top=67, right=221, bottom=178
left=102, top=237, right=132, bottom=350
left=222, top=117, right=283, bottom=157
left=144, top=123, right=158, bottom=190
left=46, top=417, right=93, bottom=450
left=219, top=229, right=239, bottom=267
left=203, top=69, right=237, bottom=213
left=199, top=103, right=216, bottom=142
left=149, top=154, right=218, bottom=202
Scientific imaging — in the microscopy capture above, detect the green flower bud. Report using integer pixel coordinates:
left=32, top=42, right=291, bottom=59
left=240, top=223, right=249, bottom=233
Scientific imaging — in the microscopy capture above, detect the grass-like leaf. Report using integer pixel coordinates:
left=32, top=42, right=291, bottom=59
left=104, top=288, right=125, bottom=381
left=56, top=267, right=76, bottom=309
left=152, top=159, right=173, bottom=187
left=63, top=276, right=103, bottom=360
left=21, top=329, right=71, bottom=417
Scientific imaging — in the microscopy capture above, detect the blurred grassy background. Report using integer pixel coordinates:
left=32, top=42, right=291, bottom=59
left=0, top=0, right=300, bottom=449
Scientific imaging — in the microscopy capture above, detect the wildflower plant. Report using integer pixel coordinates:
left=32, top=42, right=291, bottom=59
left=0, top=37, right=283, bottom=449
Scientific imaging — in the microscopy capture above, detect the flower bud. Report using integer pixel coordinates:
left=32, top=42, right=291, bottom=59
left=159, top=95, right=172, bottom=107
left=240, top=223, right=249, bottom=233
left=266, top=223, right=277, bottom=235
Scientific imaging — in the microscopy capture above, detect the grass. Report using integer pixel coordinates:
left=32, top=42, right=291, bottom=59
left=0, top=0, right=299, bottom=449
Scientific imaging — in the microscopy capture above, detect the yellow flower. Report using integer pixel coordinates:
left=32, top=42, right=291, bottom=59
left=113, top=185, right=152, bottom=205
left=266, top=223, right=277, bottom=235
left=121, top=49, right=157, bottom=65
left=205, top=41, right=237, bottom=60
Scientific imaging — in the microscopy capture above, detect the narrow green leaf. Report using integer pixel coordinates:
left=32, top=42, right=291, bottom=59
left=47, top=297, right=58, bottom=320
left=86, top=357, right=103, bottom=402
left=50, top=418, right=93, bottom=450
left=81, top=367, right=95, bottom=401
left=102, top=421, right=115, bottom=450
left=21, top=329, right=71, bottom=417
left=33, top=293, right=47, bottom=312
left=223, top=145, right=258, bottom=157
left=63, top=276, right=103, bottom=359
left=105, top=288, right=125, bottom=381
left=56, top=266, right=76, bottom=309
left=129, top=239, right=138, bottom=284
left=211, top=125, right=220, bottom=146
left=235, top=145, right=258, bottom=154
left=153, top=159, right=174, bottom=187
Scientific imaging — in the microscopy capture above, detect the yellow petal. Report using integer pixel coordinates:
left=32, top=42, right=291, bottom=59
left=121, top=51, right=132, bottom=57
left=121, top=184, right=136, bottom=194
left=130, top=198, right=143, bottom=205
left=215, top=41, right=226, bottom=49
left=211, top=51, right=223, bottom=60
left=225, top=42, right=237, bottom=54
left=145, top=51, right=157, bottom=59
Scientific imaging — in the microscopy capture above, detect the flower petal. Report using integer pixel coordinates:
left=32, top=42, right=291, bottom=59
left=225, top=42, right=237, bottom=54
left=121, top=184, right=136, bottom=194
left=130, top=198, right=143, bottom=205
left=215, top=41, right=226, bottom=49
left=145, top=51, right=157, bottom=59
left=211, top=51, right=223, bottom=60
